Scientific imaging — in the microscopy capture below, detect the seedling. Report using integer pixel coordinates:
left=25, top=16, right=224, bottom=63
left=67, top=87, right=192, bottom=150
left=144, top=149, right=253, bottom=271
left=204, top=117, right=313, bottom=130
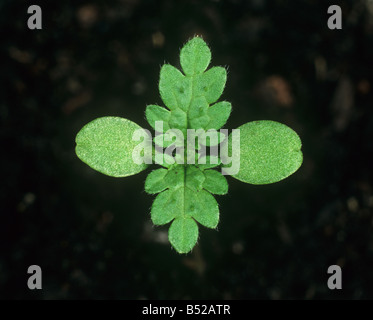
left=75, top=37, right=303, bottom=253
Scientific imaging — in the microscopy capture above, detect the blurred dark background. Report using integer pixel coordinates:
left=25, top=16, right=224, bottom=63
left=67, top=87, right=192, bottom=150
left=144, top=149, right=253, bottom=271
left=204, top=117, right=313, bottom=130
left=1, top=0, right=373, bottom=299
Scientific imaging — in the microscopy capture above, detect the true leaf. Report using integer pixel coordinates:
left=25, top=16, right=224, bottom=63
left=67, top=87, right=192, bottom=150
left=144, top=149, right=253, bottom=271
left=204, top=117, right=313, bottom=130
left=145, top=36, right=232, bottom=253
left=148, top=165, right=220, bottom=252
left=75, top=117, right=148, bottom=177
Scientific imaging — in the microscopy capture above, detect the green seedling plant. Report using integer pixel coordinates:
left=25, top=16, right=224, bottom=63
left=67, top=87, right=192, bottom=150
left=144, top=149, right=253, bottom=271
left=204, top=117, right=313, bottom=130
left=75, top=37, right=303, bottom=253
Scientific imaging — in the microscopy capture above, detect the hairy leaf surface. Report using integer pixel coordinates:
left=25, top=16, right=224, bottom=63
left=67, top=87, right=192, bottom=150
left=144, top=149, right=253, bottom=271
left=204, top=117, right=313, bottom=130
left=76, top=117, right=148, bottom=177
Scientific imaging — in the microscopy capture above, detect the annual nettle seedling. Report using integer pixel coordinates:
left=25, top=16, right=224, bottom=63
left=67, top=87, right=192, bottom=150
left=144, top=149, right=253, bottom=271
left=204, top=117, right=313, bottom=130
left=75, top=37, right=303, bottom=253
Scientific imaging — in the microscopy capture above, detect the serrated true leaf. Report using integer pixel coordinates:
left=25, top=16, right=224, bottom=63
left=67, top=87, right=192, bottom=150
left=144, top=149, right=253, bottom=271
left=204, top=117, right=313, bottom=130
left=75, top=117, right=148, bottom=177
left=180, top=37, right=211, bottom=76
left=146, top=37, right=231, bottom=253
left=227, top=120, right=303, bottom=184
left=169, top=217, right=199, bottom=254
left=149, top=164, right=220, bottom=252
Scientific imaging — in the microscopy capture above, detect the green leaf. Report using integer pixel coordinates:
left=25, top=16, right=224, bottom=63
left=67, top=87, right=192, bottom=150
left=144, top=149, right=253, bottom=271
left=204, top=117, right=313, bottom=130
left=146, top=37, right=233, bottom=253
left=188, top=96, right=209, bottom=129
left=149, top=165, right=220, bottom=252
left=145, top=37, right=231, bottom=253
left=194, top=67, right=227, bottom=104
left=206, top=101, right=231, bottom=129
left=185, top=166, right=205, bottom=191
left=145, top=105, right=170, bottom=131
left=168, top=108, right=187, bottom=132
left=180, top=37, right=211, bottom=76
left=203, top=170, right=228, bottom=195
left=151, top=188, right=182, bottom=225
left=186, top=189, right=219, bottom=228
left=198, top=130, right=226, bottom=147
left=159, top=64, right=192, bottom=111
left=145, top=168, right=168, bottom=194
left=168, top=217, right=199, bottom=254
left=148, top=167, right=186, bottom=222
left=153, top=152, right=174, bottom=168
left=75, top=117, right=148, bottom=177
left=196, top=155, right=221, bottom=170
left=153, top=129, right=185, bottom=148
left=146, top=165, right=184, bottom=191
left=164, top=166, right=184, bottom=186
left=153, top=133, right=175, bottom=148
left=228, top=120, right=303, bottom=184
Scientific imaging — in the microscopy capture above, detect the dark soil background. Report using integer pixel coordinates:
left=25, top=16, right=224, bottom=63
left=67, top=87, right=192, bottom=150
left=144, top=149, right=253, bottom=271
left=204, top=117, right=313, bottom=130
left=1, top=0, right=373, bottom=299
